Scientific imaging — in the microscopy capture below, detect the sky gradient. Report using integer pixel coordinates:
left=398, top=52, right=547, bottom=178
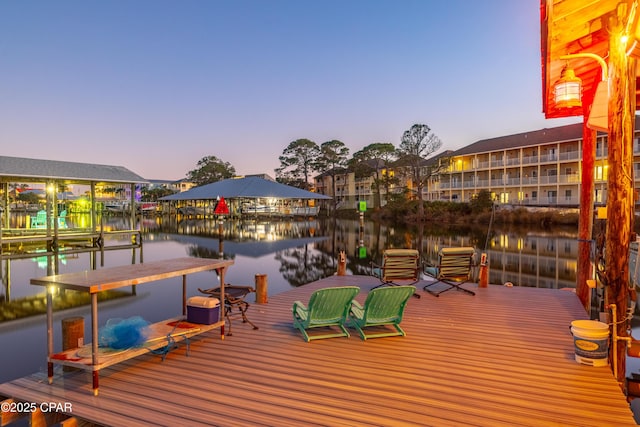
left=0, top=0, right=579, bottom=181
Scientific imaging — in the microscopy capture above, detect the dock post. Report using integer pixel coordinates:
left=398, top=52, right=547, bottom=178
left=255, top=274, right=268, bottom=304
left=478, top=253, right=489, bottom=288
left=337, top=251, right=346, bottom=276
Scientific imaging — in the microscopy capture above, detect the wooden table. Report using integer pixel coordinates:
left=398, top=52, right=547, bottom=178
left=30, top=257, right=233, bottom=395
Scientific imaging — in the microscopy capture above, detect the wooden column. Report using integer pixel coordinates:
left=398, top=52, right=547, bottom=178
left=605, top=15, right=636, bottom=384
left=576, top=96, right=597, bottom=312
left=129, top=183, right=136, bottom=229
left=90, top=182, right=97, bottom=233
left=2, top=182, right=8, bottom=228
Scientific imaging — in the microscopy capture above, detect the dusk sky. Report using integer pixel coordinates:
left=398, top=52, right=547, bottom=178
left=1, top=0, right=579, bottom=181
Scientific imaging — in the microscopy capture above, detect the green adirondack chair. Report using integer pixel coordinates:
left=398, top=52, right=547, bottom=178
left=30, top=210, right=47, bottom=229
left=57, top=210, right=67, bottom=229
left=292, top=286, right=360, bottom=342
left=348, top=285, right=415, bottom=340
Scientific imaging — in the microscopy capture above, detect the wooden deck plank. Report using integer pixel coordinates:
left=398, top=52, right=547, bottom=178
left=0, top=275, right=636, bottom=426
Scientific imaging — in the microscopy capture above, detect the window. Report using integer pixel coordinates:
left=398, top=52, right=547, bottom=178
left=595, top=189, right=604, bottom=203
left=565, top=189, right=572, bottom=201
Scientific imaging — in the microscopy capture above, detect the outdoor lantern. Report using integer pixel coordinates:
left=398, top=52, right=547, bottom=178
left=554, top=64, right=582, bottom=108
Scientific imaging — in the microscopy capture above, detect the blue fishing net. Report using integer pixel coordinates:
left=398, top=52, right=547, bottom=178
left=98, top=316, right=150, bottom=349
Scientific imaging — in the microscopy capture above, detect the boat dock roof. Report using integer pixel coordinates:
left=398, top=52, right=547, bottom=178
left=0, top=276, right=636, bottom=426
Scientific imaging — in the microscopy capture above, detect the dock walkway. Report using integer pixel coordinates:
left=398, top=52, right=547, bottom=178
left=0, top=276, right=636, bottom=426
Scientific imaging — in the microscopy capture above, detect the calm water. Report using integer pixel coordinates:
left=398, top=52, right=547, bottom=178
left=0, top=215, right=582, bottom=383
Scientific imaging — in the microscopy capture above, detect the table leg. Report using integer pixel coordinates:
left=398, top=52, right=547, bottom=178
left=219, top=267, right=226, bottom=339
left=91, top=293, right=99, bottom=395
left=93, top=371, right=99, bottom=396
left=47, top=289, right=54, bottom=384
left=182, top=274, right=187, bottom=316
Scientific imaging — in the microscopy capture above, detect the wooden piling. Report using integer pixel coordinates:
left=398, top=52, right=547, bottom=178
left=478, top=253, right=488, bottom=288
left=255, top=274, right=268, bottom=304
left=337, top=251, right=346, bottom=276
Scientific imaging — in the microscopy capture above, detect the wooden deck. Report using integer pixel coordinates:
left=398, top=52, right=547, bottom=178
left=0, top=276, right=637, bottom=426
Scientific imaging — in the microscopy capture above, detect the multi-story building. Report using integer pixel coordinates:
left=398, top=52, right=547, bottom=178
left=432, top=119, right=637, bottom=207
left=314, top=160, right=404, bottom=210
left=146, top=179, right=196, bottom=193
left=318, top=117, right=640, bottom=209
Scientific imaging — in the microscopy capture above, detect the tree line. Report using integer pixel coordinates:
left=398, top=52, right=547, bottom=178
left=184, top=123, right=444, bottom=215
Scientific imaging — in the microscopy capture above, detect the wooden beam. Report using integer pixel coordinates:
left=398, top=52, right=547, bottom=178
left=576, top=120, right=596, bottom=312
left=605, top=11, right=636, bottom=384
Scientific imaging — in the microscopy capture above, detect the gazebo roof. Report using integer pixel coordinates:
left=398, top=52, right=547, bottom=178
left=0, top=156, right=147, bottom=184
left=161, top=176, right=331, bottom=201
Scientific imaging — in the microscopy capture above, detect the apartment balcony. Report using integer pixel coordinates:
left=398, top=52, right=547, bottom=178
left=558, top=173, right=581, bottom=184
left=559, top=150, right=580, bottom=161
left=490, top=160, right=504, bottom=167
left=539, top=154, right=558, bottom=163
left=538, top=175, right=558, bottom=184
left=522, top=156, right=539, bottom=165
left=506, top=158, right=520, bottom=166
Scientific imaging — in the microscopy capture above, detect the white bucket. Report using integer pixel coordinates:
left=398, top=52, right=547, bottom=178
left=570, top=320, right=610, bottom=367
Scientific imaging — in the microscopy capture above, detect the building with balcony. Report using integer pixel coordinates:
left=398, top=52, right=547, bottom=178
left=433, top=116, right=640, bottom=207
left=314, top=117, right=640, bottom=210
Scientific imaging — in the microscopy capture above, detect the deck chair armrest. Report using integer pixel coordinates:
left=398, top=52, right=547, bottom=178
left=350, top=300, right=364, bottom=319
left=292, top=300, right=307, bottom=313
left=292, top=301, right=309, bottom=322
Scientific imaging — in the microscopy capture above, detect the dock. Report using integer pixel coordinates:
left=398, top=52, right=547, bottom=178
left=0, top=276, right=636, bottom=426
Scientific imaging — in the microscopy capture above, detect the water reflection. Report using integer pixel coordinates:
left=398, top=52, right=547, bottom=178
left=1, top=216, right=582, bottom=321
left=149, top=216, right=580, bottom=290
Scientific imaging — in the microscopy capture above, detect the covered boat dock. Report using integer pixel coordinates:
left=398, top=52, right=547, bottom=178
left=159, top=175, right=332, bottom=218
left=0, top=155, right=148, bottom=259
